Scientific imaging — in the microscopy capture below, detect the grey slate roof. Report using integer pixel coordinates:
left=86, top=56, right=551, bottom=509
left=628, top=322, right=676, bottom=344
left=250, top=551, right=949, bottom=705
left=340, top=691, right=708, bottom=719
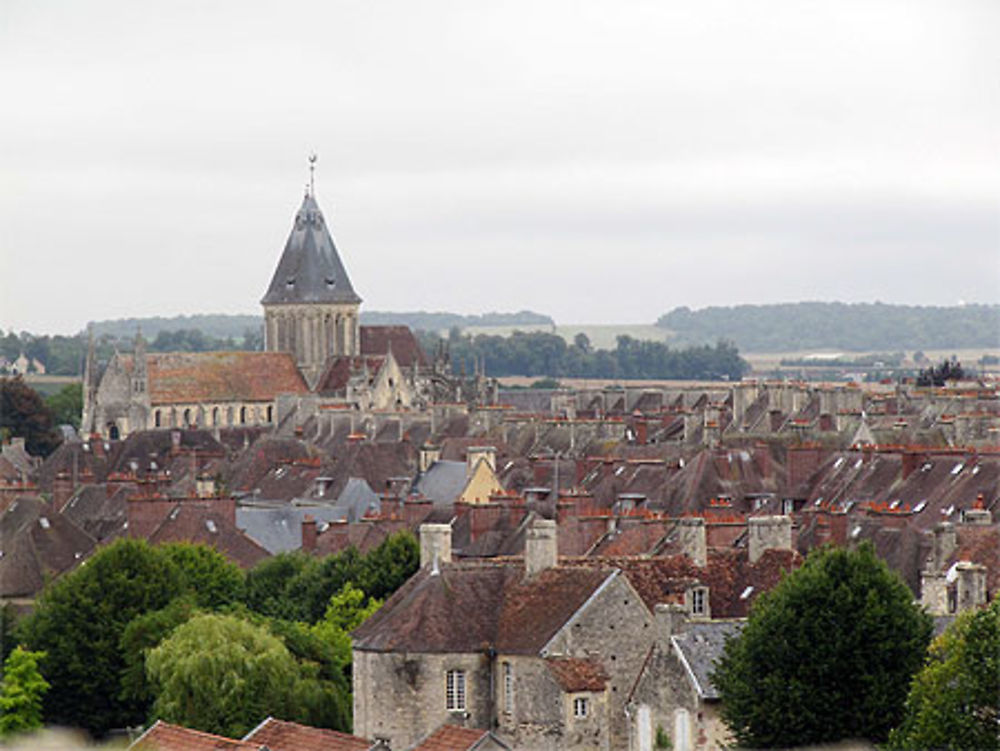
left=670, top=620, right=743, bottom=700
left=236, top=505, right=346, bottom=554
left=413, top=460, right=467, bottom=505
left=333, top=477, right=380, bottom=522
left=261, top=193, right=362, bottom=305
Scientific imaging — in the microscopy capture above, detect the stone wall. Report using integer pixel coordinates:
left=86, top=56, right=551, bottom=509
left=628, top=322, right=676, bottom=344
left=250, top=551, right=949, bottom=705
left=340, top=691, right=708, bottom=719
left=353, top=651, right=491, bottom=750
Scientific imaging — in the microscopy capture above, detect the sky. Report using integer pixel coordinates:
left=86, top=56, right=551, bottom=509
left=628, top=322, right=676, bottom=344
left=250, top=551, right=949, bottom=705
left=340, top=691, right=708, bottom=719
left=1, top=0, right=998, bottom=335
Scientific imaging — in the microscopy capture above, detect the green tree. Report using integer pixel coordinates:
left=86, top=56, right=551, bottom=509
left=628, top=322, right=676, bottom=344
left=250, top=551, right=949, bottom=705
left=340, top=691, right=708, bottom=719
left=312, top=583, right=382, bottom=675
left=146, top=613, right=300, bottom=738
left=0, top=377, right=60, bottom=456
left=44, top=383, right=82, bottom=429
left=159, top=543, right=244, bottom=608
left=712, top=544, right=932, bottom=747
left=0, top=647, right=50, bottom=737
left=18, top=539, right=185, bottom=736
left=119, top=597, right=198, bottom=710
left=887, top=600, right=1000, bottom=751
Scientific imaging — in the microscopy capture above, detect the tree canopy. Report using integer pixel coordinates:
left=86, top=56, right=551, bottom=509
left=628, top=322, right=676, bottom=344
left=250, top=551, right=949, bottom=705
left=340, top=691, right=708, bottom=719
left=0, top=377, right=61, bottom=456
left=0, top=647, right=49, bottom=737
left=146, top=613, right=302, bottom=738
left=712, top=544, right=933, bottom=747
left=887, top=599, right=1000, bottom=751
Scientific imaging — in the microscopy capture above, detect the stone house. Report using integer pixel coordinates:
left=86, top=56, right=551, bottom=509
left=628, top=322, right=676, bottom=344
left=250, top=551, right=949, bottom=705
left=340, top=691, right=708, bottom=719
left=352, top=519, right=656, bottom=750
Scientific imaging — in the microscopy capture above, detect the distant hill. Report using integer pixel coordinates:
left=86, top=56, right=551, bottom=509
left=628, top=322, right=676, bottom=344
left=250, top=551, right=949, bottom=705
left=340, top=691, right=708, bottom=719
left=657, top=302, right=1000, bottom=352
left=87, top=310, right=554, bottom=340
left=360, top=310, right=554, bottom=331
left=89, top=314, right=262, bottom=340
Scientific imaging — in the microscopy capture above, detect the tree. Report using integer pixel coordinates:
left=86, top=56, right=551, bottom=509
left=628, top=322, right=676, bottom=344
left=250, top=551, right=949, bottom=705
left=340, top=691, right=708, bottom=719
left=887, top=599, right=1000, bottom=751
left=159, top=543, right=244, bottom=609
left=44, top=383, right=82, bottom=429
left=311, top=583, right=382, bottom=675
left=0, top=647, right=49, bottom=737
left=0, top=377, right=60, bottom=456
left=146, top=613, right=302, bottom=738
left=712, top=544, right=933, bottom=747
left=18, top=539, right=185, bottom=736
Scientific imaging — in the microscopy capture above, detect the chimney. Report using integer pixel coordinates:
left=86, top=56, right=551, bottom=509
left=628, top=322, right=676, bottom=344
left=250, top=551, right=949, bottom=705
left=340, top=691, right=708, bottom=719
left=525, top=518, right=557, bottom=576
left=53, top=471, right=74, bottom=510
left=418, top=443, right=441, bottom=474
left=301, top=514, right=317, bottom=552
left=932, top=522, right=957, bottom=571
left=654, top=603, right=688, bottom=644
left=676, top=517, right=707, bottom=567
left=955, top=562, right=987, bottom=612
left=419, top=523, right=452, bottom=568
left=901, top=451, right=924, bottom=480
left=748, top=515, right=793, bottom=563
left=962, top=494, right=992, bottom=526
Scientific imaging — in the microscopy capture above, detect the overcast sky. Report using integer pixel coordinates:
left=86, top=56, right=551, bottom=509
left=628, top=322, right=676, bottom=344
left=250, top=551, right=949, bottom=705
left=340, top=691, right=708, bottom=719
left=1, top=0, right=997, bottom=335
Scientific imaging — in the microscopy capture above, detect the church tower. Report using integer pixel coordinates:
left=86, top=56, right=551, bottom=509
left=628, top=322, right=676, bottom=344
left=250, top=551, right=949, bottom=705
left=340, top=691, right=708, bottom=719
left=261, top=162, right=362, bottom=387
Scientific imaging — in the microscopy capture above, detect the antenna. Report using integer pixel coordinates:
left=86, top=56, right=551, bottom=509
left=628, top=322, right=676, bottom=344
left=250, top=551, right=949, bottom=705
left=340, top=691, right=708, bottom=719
left=308, top=152, right=318, bottom=196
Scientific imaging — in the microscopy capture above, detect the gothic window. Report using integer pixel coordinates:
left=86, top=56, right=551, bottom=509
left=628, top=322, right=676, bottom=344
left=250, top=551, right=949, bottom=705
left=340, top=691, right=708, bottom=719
left=154, top=410, right=161, bottom=428
left=446, top=669, right=466, bottom=712
left=212, top=407, right=220, bottom=426
left=267, top=405, right=274, bottom=423
left=240, top=406, right=247, bottom=425
left=183, top=408, right=191, bottom=427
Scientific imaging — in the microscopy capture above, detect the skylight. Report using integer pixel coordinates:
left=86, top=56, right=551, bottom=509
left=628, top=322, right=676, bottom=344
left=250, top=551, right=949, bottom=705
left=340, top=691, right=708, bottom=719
left=951, top=463, right=964, bottom=475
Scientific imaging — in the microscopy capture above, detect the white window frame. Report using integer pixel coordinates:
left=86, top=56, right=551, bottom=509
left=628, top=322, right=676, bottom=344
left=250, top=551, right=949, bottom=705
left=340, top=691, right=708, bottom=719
left=503, top=661, right=513, bottom=713
left=446, top=669, right=466, bottom=711
left=573, top=696, right=589, bottom=718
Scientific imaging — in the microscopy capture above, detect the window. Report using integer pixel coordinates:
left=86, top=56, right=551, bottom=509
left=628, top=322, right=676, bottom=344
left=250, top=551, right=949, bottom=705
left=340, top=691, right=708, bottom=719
left=446, top=669, right=466, bottom=711
left=691, top=587, right=707, bottom=616
left=573, top=697, right=589, bottom=718
left=503, top=662, right=513, bottom=712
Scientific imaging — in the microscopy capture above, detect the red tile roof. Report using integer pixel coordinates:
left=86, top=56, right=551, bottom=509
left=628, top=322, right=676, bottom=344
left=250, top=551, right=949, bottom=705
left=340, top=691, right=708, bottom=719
left=410, top=725, right=491, bottom=751
left=546, top=657, right=609, bottom=692
left=243, top=717, right=371, bottom=751
left=360, top=325, right=428, bottom=367
left=125, top=352, right=308, bottom=405
left=131, top=720, right=263, bottom=751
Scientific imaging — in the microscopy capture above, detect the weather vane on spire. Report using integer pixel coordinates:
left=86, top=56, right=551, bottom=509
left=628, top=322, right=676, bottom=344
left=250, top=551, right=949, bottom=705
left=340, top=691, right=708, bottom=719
left=308, top=153, right=318, bottom=197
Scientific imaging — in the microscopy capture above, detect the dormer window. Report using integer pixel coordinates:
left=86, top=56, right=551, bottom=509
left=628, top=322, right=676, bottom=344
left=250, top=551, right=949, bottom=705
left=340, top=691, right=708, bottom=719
left=286, top=277, right=295, bottom=287
left=573, top=697, right=589, bottom=718
left=325, top=277, right=335, bottom=287
left=688, top=586, right=709, bottom=617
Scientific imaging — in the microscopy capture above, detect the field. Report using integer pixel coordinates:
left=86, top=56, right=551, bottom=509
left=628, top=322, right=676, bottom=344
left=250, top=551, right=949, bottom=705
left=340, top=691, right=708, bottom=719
left=23, top=374, right=81, bottom=396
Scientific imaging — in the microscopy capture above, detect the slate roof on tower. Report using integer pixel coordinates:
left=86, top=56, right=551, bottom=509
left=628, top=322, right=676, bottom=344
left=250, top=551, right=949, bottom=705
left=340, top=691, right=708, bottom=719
left=261, top=193, right=362, bottom=305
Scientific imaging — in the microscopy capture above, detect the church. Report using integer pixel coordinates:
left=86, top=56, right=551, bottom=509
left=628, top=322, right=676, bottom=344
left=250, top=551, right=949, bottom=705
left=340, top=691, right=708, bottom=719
left=81, top=178, right=464, bottom=440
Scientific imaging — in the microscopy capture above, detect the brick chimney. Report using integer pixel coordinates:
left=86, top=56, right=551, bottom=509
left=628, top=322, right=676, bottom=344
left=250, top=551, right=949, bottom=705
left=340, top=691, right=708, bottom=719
left=962, top=494, right=992, bottom=525
left=525, top=518, right=558, bottom=576
left=301, top=514, right=317, bottom=552
left=53, top=471, right=74, bottom=510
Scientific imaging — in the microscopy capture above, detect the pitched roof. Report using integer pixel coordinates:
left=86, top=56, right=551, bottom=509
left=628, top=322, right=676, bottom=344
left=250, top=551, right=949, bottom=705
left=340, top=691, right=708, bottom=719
left=243, top=717, right=371, bottom=751
left=130, top=720, right=264, bottom=751
left=671, top=620, right=743, bottom=700
left=409, top=725, right=504, bottom=751
left=414, top=461, right=467, bottom=505
left=352, top=562, right=614, bottom=654
left=546, top=657, right=609, bottom=692
left=123, top=352, right=308, bottom=405
left=261, top=193, right=361, bottom=305
left=360, top=326, right=428, bottom=367
left=146, top=503, right=271, bottom=569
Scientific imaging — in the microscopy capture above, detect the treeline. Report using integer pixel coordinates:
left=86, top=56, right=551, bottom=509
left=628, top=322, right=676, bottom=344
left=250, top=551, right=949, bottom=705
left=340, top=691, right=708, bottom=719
left=657, top=302, right=1000, bottom=352
left=5, top=534, right=418, bottom=739
left=0, top=327, right=263, bottom=377
left=421, top=329, right=749, bottom=381
left=90, top=314, right=263, bottom=340
left=361, top=309, right=553, bottom=330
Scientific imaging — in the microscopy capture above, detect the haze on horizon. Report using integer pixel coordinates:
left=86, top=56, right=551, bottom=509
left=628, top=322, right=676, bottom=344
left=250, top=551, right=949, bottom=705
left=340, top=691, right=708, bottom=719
left=1, top=0, right=998, bottom=336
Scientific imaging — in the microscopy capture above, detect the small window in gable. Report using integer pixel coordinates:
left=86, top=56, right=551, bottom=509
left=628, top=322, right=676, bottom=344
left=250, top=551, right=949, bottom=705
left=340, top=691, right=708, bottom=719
left=573, top=696, right=589, bottom=718
left=690, top=587, right=708, bottom=617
